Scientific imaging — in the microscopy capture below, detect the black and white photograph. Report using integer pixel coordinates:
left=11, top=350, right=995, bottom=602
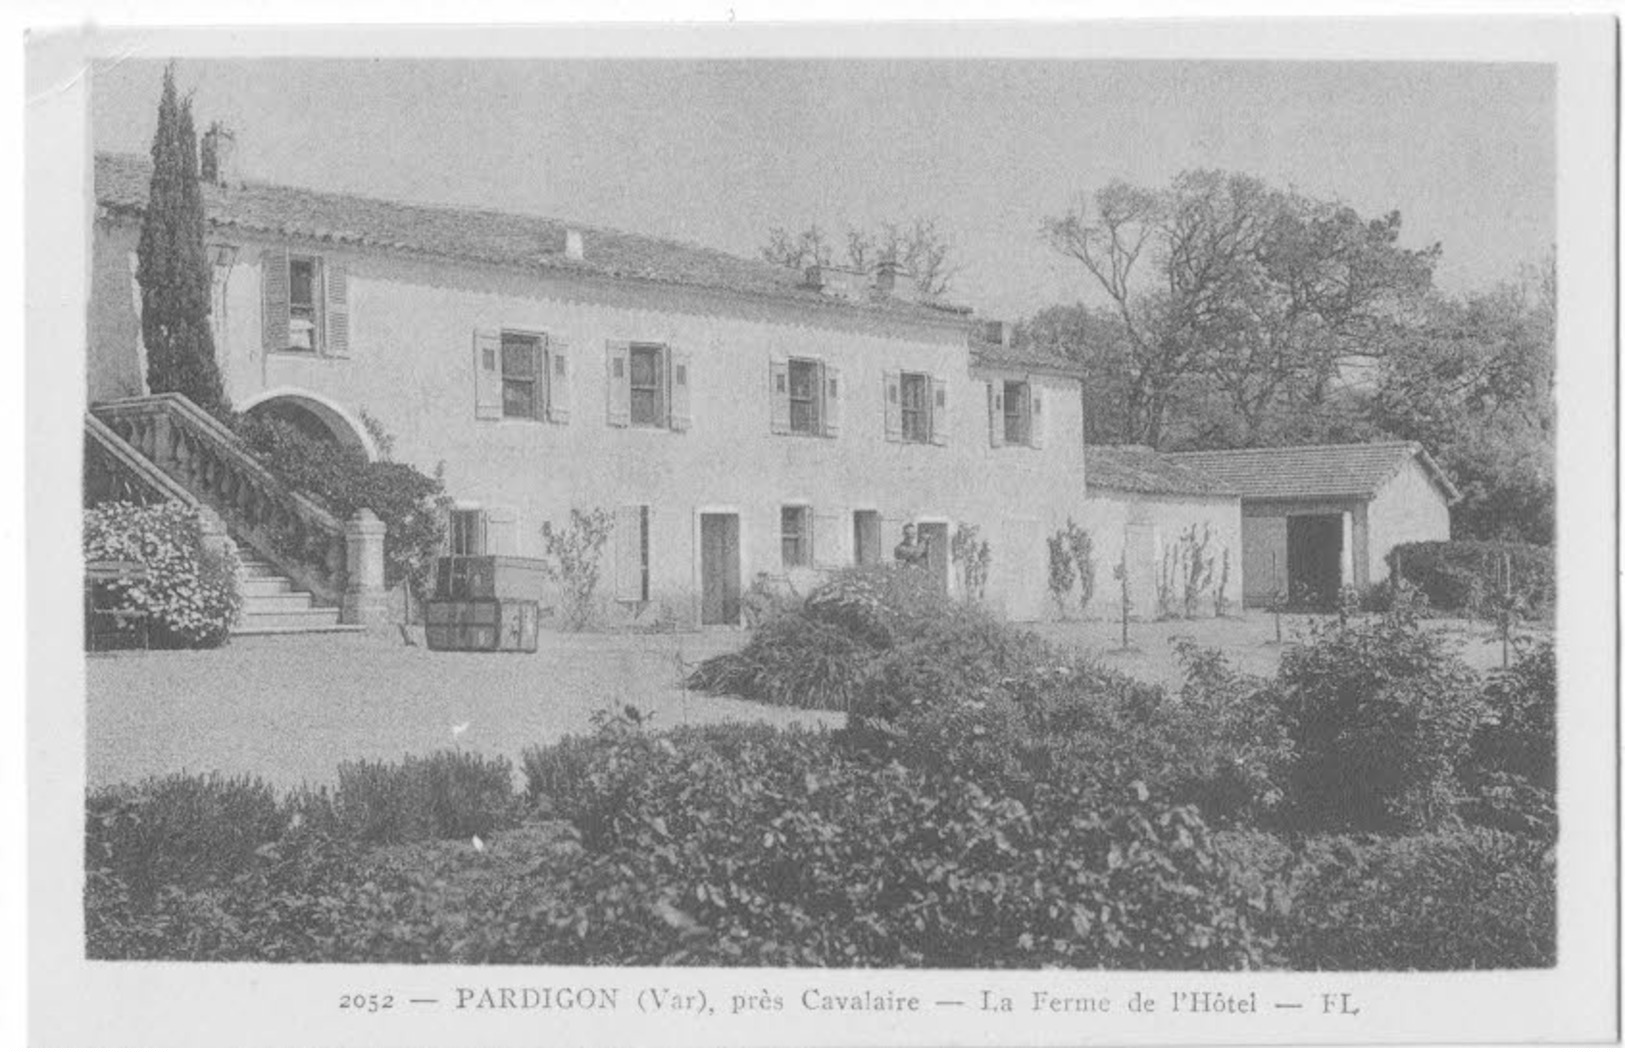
left=23, top=14, right=1619, bottom=1047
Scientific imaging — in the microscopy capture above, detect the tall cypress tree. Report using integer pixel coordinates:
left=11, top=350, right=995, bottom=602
left=136, top=63, right=227, bottom=414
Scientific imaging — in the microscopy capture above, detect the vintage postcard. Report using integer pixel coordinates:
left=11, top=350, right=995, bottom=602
left=25, top=15, right=1619, bottom=1046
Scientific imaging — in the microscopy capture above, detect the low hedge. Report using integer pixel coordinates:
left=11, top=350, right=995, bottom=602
left=1387, top=541, right=1554, bottom=617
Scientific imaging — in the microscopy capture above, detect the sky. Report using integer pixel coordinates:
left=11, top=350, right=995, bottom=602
left=92, top=58, right=1554, bottom=320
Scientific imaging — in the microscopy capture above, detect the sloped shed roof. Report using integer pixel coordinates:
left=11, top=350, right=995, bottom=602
left=1166, top=441, right=1461, bottom=503
left=94, top=152, right=971, bottom=327
left=1085, top=445, right=1239, bottom=498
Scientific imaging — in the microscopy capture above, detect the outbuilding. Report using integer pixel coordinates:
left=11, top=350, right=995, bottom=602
left=1082, top=445, right=1244, bottom=620
left=1166, top=441, right=1459, bottom=608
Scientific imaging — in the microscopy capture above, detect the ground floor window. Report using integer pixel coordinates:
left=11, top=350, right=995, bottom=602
left=448, top=509, right=487, bottom=556
left=781, top=505, right=812, bottom=568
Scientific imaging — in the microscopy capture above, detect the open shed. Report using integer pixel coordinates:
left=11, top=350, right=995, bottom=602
left=1166, top=441, right=1459, bottom=608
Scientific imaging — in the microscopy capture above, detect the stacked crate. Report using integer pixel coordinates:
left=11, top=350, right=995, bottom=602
left=425, top=556, right=547, bottom=653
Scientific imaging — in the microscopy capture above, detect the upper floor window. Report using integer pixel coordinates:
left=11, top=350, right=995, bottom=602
left=987, top=377, right=1045, bottom=449
left=629, top=344, right=666, bottom=427
left=501, top=332, right=545, bottom=420
left=884, top=369, right=946, bottom=446
left=788, top=359, right=821, bottom=434
left=261, top=247, right=348, bottom=357
left=1003, top=380, right=1029, bottom=445
left=769, top=356, right=842, bottom=438
left=608, top=341, right=691, bottom=432
left=473, top=329, right=570, bottom=424
left=899, top=372, right=930, bottom=443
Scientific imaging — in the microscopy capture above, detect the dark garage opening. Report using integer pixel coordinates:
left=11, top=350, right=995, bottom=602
left=1287, top=514, right=1342, bottom=609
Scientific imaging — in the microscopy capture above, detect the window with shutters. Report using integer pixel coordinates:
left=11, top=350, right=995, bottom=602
left=781, top=505, right=812, bottom=568
left=288, top=256, right=320, bottom=352
left=899, top=372, right=931, bottom=443
left=629, top=344, right=666, bottom=427
left=1003, top=380, right=1030, bottom=445
left=500, top=331, right=546, bottom=420
left=788, top=359, right=821, bottom=435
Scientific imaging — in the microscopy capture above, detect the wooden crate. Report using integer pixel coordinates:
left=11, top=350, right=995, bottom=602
left=424, top=599, right=540, bottom=653
left=435, top=555, right=550, bottom=602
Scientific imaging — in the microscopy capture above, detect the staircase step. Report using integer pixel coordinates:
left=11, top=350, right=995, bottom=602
left=240, top=577, right=294, bottom=597
left=233, top=606, right=344, bottom=632
left=241, top=591, right=315, bottom=615
left=232, top=622, right=368, bottom=637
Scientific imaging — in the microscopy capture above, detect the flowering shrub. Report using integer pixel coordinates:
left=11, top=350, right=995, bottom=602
left=84, top=501, right=240, bottom=647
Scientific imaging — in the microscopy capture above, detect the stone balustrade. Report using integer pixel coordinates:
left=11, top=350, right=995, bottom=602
left=90, top=393, right=384, bottom=623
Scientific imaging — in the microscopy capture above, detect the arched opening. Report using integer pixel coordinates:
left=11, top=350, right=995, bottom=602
left=239, top=388, right=379, bottom=462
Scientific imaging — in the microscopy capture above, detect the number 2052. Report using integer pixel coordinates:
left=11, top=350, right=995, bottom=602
left=339, top=993, right=394, bottom=1012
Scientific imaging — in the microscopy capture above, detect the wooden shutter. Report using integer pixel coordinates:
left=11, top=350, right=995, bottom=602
left=883, top=370, right=902, bottom=442
left=484, top=506, right=519, bottom=556
left=606, top=341, right=631, bottom=428
left=261, top=247, right=290, bottom=354
left=669, top=346, right=692, bottom=432
left=473, top=329, right=502, bottom=420
left=987, top=382, right=1004, bottom=448
left=323, top=260, right=349, bottom=357
left=613, top=505, right=644, bottom=600
left=823, top=363, right=842, bottom=438
left=548, top=338, right=571, bottom=424
left=929, top=375, right=948, bottom=446
left=768, top=356, right=791, bottom=435
left=1029, top=381, right=1046, bottom=449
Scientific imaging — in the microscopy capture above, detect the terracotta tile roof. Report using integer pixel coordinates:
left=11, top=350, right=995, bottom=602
left=1166, top=441, right=1461, bottom=503
left=1085, top=445, right=1239, bottom=498
left=94, top=152, right=972, bottom=327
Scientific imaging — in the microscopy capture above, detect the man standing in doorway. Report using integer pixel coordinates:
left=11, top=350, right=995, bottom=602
left=894, top=522, right=930, bottom=571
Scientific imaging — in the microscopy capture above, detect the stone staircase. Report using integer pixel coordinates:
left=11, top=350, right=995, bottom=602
left=235, top=553, right=363, bottom=636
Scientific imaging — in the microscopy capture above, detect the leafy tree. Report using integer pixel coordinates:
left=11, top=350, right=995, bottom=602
left=1043, top=171, right=1437, bottom=448
left=762, top=218, right=958, bottom=298
left=136, top=64, right=227, bottom=415
left=1370, top=264, right=1555, bottom=542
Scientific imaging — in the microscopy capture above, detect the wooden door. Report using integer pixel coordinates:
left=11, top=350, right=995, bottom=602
left=700, top=514, right=741, bottom=625
left=918, top=522, right=951, bottom=592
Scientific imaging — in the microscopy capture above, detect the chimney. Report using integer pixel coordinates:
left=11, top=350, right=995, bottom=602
left=200, top=123, right=238, bottom=188
left=981, top=319, right=1012, bottom=347
left=874, top=257, right=917, bottom=303
left=564, top=228, right=585, bottom=261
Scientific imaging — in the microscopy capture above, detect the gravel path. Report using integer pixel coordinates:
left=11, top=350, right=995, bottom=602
left=86, top=628, right=836, bottom=790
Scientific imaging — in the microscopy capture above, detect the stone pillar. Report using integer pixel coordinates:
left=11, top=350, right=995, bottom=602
left=196, top=506, right=232, bottom=559
left=341, top=508, right=390, bottom=630
left=1339, top=511, right=1355, bottom=591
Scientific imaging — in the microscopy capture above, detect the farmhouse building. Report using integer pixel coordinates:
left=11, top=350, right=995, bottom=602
left=1166, top=442, right=1458, bottom=607
left=88, top=145, right=1094, bottom=627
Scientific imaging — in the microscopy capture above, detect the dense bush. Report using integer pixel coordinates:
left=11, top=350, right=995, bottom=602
left=1278, top=828, right=1556, bottom=969
left=512, top=716, right=1274, bottom=968
left=1388, top=540, right=1554, bottom=617
left=235, top=415, right=448, bottom=594
left=84, top=501, right=241, bottom=647
left=296, top=750, right=520, bottom=844
left=1272, top=608, right=1485, bottom=833
left=685, top=613, right=875, bottom=711
left=1461, top=641, right=1557, bottom=838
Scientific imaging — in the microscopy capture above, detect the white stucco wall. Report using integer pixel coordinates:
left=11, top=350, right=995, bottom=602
left=1079, top=490, right=1244, bottom=621
left=90, top=219, right=1091, bottom=626
left=1366, top=458, right=1454, bottom=582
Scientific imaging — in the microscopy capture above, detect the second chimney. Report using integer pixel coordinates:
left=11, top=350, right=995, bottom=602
left=200, top=123, right=238, bottom=189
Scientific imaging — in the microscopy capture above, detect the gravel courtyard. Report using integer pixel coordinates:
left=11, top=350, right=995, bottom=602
left=86, top=628, right=832, bottom=790
left=87, top=611, right=1546, bottom=790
